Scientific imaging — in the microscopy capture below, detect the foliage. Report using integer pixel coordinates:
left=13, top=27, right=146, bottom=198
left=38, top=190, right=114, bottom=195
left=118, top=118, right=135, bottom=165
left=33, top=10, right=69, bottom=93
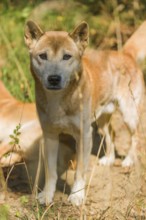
left=0, top=0, right=146, bottom=102
left=9, top=123, right=21, bottom=146
left=0, top=204, right=10, bottom=220
left=0, top=2, right=35, bottom=101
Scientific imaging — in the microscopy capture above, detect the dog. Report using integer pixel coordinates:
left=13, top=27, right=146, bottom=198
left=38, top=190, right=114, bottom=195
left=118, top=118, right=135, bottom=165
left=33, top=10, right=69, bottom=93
left=24, top=20, right=146, bottom=206
left=98, top=21, right=146, bottom=165
left=0, top=80, right=44, bottom=189
left=0, top=80, right=42, bottom=168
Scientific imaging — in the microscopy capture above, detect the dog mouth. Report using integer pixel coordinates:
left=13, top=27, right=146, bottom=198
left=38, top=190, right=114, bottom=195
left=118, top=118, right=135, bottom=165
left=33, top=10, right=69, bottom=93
left=46, top=85, right=63, bottom=90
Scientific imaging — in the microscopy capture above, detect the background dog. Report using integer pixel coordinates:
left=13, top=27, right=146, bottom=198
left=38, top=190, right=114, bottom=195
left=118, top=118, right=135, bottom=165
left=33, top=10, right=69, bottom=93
left=0, top=80, right=42, bottom=167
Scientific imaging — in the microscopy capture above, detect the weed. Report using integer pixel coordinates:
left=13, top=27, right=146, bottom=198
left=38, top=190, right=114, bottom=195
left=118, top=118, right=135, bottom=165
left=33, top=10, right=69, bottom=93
left=9, top=123, right=21, bottom=146
left=20, top=195, right=29, bottom=205
left=0, top=204, right=10, bottom=220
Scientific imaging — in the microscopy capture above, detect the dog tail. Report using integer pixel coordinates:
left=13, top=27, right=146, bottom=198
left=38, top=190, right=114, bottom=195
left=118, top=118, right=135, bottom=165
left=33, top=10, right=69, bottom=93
left=123, top=21, right=146, bottom=62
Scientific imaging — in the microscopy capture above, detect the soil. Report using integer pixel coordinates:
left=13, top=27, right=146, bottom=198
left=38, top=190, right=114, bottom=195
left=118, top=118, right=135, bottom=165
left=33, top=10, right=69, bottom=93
left=1, top=158, right=146, bottom=219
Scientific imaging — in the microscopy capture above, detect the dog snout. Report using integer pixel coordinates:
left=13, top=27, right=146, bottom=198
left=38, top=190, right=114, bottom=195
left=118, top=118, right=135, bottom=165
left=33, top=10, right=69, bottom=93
left=48, top=75, right=61, bottom=86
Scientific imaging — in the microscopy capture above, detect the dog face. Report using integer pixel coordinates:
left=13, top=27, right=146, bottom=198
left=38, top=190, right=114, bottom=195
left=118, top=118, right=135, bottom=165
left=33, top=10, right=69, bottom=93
left=24, top=21, right=89, bottom=90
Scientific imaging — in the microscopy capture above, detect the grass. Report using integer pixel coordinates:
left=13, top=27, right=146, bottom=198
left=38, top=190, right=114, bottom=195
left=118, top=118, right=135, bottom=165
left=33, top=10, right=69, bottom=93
left=0, top=1, right=89, bottom=102
left=0, top=204, right=10, bottom=220
left=1, top=0, right=145, bottom=102
left=0, top=3, right=35, bottom=101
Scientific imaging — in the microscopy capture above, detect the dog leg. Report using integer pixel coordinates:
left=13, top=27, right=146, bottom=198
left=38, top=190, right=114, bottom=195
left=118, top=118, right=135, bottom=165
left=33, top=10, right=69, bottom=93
left=118, top=92, right=140, bottom=167
left=0, top=152, right=22, bottom=167
left=68, top=127, right=92, bottom=206
left=0, top=143, right=12, bottom=158
left=97, top=114, right=115, bottom=166
left=122, top=132, right=138, bottom=167
left=99, top=122, right=115, bottom=166
left=38, top=136, right=59, bottom=205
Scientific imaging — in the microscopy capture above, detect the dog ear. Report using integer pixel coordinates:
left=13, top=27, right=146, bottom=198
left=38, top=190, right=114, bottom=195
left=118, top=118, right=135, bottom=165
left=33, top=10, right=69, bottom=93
left=123, top=21, right=146, bottom=62
left=24, top=20, right=44, bottom=50
left=69, top=22, right=89, bottom=52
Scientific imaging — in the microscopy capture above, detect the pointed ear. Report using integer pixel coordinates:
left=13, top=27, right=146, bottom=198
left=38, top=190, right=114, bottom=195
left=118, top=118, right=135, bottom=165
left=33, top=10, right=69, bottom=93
left=69, top=22, right=89, bottom=52
left=24, top=20, right=44, bottom=50
left=123, top=21, right=146, bottom=62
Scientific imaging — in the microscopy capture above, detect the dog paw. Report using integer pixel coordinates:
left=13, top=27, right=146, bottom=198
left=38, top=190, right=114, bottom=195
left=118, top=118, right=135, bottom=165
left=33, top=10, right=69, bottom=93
left=99, top=155, right=115, bottom=166
left=37, top=191, right=53, bottom=205
left=0, top=153, right=21, bottom=167
left=68, top=189, right=85, bottom=206
left=68, top=179, right=85, bottom=206
left=122, top=156, right=134, bottom=167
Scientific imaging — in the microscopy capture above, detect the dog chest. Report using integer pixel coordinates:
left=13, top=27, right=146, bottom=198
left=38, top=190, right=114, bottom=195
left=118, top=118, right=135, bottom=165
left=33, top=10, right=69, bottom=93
left=37, top=100, right=81, bottom=135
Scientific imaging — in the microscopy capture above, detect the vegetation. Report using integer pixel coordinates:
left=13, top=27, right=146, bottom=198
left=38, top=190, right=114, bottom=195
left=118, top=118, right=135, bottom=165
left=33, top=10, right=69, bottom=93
left=1, top=0, right=146, bottom=101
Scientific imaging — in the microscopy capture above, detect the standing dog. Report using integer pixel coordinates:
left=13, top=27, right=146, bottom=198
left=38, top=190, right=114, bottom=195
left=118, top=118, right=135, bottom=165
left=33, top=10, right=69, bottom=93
left=24, top=21, right=145, bottom=206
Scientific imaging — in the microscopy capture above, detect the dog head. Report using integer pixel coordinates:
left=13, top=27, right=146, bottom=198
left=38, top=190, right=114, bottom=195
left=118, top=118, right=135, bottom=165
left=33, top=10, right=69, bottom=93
left=24, top=21, right=89, bottom=90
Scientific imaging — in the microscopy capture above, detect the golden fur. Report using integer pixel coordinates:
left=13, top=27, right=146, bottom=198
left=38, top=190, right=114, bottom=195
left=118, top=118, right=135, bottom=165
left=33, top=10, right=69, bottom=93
left=24, top=21, right=146, bottom=206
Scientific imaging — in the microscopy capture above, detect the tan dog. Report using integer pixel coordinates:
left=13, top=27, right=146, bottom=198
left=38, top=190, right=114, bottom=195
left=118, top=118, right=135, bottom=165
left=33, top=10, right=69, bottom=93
left=98, top=21, right=146, bottom=165
left=0, top=80, right=42, bottom=167
left=24, top=21, right=145, bottom=206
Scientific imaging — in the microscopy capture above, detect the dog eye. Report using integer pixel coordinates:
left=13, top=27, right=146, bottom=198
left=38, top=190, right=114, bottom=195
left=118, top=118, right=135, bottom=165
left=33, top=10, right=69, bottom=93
left=39, top=53, right=47, bottom=60
left=63, top=54, right=72, bottom=60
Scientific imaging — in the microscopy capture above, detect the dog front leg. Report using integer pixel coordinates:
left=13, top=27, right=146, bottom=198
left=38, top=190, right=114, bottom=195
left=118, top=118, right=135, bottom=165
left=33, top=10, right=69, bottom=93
left=68, top=126, right=92, bottom=206
left=38, top=135, right=59, bottom=205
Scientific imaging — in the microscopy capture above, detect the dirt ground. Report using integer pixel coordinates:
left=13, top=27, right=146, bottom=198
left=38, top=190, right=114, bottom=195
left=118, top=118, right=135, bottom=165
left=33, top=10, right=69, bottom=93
left=1, top=98, right=146, bottom=219
left=1, top=157, right=146, bottom=219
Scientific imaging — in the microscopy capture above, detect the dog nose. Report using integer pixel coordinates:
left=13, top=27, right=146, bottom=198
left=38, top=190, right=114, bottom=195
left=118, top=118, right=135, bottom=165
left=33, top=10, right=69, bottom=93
left=48, top=75, right=61, bottom=86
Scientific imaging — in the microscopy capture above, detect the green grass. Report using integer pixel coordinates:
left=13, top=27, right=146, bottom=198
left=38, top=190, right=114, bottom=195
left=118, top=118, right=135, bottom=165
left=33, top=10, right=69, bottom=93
left=0, top=1, right=89, bottom=102
left=0, top=204, right=10, bottom=220
left=0, top=4, right=35, bottom=101
left=0, top=0, right=146, bottom=102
